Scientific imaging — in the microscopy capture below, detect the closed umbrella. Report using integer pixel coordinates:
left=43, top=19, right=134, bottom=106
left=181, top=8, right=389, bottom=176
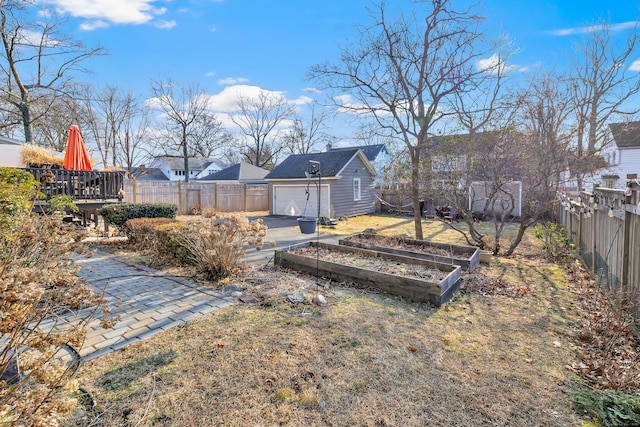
left=63, top=125, right=92, bottom=171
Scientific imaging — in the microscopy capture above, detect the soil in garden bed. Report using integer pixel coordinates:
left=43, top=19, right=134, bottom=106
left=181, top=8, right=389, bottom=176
left=290, top=246, right=449, bottom=282
left=344, top=234, right=469, bottom=258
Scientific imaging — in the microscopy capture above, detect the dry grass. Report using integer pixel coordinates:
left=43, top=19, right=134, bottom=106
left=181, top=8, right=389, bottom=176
left=322, top=214, right=536, bottom=252
left=20, top=143, right=64, bottom=167
left=75, top=216, right=585, bottom=426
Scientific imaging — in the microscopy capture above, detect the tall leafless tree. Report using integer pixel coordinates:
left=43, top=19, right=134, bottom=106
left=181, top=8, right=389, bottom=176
left=149, top=79, right=229, bottom=182
left=282, top=101, right=333, bottom=155
left=83, top=85, right=151, bottom=171
left=231, top=90, right=294, bottom=168
left=309, top=0, right=503, bottom=240
left=568, top=20, right=640, bottom=190
left=0, top=1, right=106, bottom=142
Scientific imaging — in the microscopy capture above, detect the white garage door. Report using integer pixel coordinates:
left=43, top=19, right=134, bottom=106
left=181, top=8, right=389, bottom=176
left=273, top=184, right=330, bottom=217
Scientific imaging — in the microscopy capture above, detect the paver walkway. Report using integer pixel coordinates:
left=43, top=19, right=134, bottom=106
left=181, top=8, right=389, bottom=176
left=52, top=217, right=339, bottom=361
left=68, top=250, right=233, bottom=361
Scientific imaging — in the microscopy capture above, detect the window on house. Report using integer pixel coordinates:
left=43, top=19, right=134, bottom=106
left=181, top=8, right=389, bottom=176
left=353, top=178, right=361, bottom=201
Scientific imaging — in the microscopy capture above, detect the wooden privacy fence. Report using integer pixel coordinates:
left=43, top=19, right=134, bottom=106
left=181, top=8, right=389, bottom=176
left=556, top=176, right=640, bottom=293
left=123, top=180, right=269, bottom=215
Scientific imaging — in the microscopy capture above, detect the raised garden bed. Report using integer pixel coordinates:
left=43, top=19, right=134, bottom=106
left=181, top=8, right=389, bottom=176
left=338, top=233, right=480, bottom=271
left=274, top=242, right=461, bottom=306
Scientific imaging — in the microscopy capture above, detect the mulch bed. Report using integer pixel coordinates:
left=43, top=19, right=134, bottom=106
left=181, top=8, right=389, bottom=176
left=290, top=246, right=449, bottom=282
left=343, top=234, right=467, bottom=258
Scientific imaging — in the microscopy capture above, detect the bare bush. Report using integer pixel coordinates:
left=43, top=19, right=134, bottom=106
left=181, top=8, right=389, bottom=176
left=172, top=213, right=270, bottom=280
left=0, top=214, right=112, bottom=426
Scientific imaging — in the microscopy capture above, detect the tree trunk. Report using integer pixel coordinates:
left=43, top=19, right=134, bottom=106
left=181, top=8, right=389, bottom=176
left=182, top=127, right=190, bottom=183
left=20, top=99, right=33, bottom=143
left=410, top=147, right=423, bottom=240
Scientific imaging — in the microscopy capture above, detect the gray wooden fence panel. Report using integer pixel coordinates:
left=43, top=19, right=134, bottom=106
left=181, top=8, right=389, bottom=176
left=557, top=180, right=639, bottom=294
left=123, top=180, right=268, bottom=214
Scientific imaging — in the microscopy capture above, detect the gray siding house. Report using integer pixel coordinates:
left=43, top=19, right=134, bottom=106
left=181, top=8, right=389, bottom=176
left=265, top=149, right=377, bottom=218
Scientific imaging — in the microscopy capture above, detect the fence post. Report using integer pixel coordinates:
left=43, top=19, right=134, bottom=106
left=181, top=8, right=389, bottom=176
left=214, top=183, right=218, bottom=211
left=178, top=180, right=183, bottom=214
left=243, top=183, right=247, bottom=211
left=133, top=178, right=137, bottom=203
left=622, top=178, right=633, bottom=287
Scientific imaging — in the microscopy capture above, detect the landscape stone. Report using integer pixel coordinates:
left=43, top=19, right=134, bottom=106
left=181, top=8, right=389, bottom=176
left=223, top=284, right=241, bottom=294
left=312, top=294, right=327, bottom=305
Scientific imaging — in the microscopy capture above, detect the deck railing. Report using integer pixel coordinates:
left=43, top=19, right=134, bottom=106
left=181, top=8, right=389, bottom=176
left=22, top=168, right=125, bottom=201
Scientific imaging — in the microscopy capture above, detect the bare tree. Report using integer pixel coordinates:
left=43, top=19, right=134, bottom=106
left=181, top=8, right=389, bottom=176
left=0, top=1, right=106, bottom=142
left=568, top=20, right=640, bottom=190
left=282, top=101, right=333, bottom=155
left=309, top=0, right=502, bottom=240
left=82, top=85, right=151, bottom=171
left=29, top=88, right=85, bottom=151
left=149, top=79, right=228, bottom=182
left=231, top=90, right=294, bottom=168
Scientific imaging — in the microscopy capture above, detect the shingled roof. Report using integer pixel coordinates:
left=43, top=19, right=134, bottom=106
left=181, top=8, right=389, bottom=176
left=199, top=161, right=269, bottom=181
left=265, top=149, right=374, bottom=179
left=610, top=121, right=640, bottom=149
left=329, top=144, right=386, bottom=162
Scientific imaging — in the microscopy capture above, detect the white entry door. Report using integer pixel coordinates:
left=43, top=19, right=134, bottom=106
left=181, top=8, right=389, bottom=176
left=273, top=184, right=330, bottom=217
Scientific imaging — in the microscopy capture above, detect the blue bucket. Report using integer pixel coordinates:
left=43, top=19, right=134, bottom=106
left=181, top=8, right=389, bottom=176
left=297, top=217, right=317, bottom=234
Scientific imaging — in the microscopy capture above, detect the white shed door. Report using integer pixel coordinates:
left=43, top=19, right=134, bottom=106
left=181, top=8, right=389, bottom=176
left=273, top=184, right=330, bottom=217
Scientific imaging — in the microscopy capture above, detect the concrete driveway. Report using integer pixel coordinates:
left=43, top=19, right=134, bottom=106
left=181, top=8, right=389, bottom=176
left=244, top=215, right=341, bottom=264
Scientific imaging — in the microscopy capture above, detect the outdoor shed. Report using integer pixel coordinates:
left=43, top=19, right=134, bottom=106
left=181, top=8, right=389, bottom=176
left=265, top=149, right=377, bottom=218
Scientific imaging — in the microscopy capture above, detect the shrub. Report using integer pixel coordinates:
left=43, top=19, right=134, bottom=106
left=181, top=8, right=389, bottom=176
left=0, top=167, right=42, bottom=231
left=176, top=213, right=269, bottom=280
left=98, top=202, right=178, bottom=230
left=570, top=386, right=640, bottom=426
left=123, top=217, right=178, bottom=247
left=154, top=221, right=193, bottom=264
left=0, top=212, right=112, bottom=426
left=533, top=221, right=571, bottom=261
left=44, top=194, right=79, bottom=214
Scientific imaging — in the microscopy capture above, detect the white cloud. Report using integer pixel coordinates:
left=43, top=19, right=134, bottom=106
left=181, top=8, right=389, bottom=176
left=209, top=25, right=218, bottom=32
left=630, top=60, right=640, bottom=72
left=44, top=0, right=169, bottom=29
left=217, top=77, right=249, bottom=85
left=204, top=71, right=217, bottom=77
left=477, top=53, right=528, bottom=74
left=303, top=87, right=322, bottom=94
left=549, top=21, right=637, bottom=36
left=79, top=20, right=109, bottom=31
left=291, top=96, right=313, bottom=106
left=154, top=20, right=176, bottom=29
left=206, top=85, right=281, bottom=111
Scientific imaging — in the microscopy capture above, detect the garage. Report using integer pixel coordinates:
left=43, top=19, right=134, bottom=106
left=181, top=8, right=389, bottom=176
left=272, top=184, right=330, bottom=217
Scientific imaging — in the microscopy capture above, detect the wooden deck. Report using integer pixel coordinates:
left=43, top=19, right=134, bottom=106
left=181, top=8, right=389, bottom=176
left=23, top=167, right=125, bottom=201
left=24, top=168, right=125, bottom=227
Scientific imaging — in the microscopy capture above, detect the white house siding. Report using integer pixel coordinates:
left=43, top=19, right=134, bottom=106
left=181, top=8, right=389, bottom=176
left=0, top=144, right=23, bottom=167
left=619, top=149, right=640, bottom=182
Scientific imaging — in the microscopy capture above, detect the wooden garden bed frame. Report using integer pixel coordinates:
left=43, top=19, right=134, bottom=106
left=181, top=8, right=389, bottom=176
left=274, top=241, right=461, bottom=306
left=338, top=233, right=480, bottom=271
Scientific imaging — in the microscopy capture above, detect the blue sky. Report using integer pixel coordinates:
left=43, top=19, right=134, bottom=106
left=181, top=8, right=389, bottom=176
left=35, top=0, right=640, bottom=141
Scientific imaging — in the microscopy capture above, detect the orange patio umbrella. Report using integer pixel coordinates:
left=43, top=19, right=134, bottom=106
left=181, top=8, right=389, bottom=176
left=63, top=125, right=92, bottom=171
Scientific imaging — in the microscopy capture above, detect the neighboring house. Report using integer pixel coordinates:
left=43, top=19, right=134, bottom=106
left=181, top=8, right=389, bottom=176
left=130, top=165, right=170, bottom=181
left=328, top=143, right=390, bottom=186
left=0, top=136, right=24, bottom=167
left=133, top=156, right=227, bottom=181
left=606, top=121, right=640, bottom=188
left=198, top=161, right=269, bottom=183
left=265, top=149, right=377, bottom=218
left=427, top=131, right=525, bottom=215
